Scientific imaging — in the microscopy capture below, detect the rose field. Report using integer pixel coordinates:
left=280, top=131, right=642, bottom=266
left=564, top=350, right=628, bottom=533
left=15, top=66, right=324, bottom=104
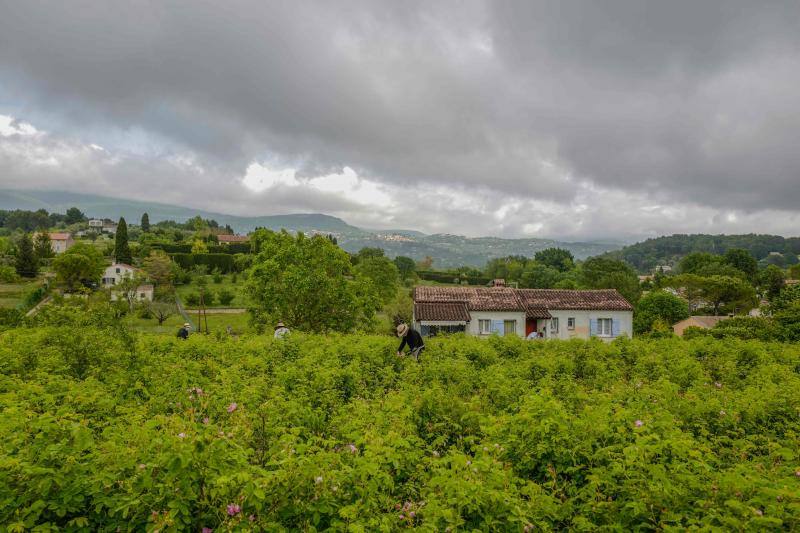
left=1, top=311, right=800, bottom=530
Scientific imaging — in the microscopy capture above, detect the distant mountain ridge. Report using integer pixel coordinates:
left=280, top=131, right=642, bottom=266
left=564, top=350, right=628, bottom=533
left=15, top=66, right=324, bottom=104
left=0, top=189, right=621, bottom=267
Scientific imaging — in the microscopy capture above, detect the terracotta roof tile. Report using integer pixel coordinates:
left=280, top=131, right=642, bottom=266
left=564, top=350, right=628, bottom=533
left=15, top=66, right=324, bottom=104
left=413, top=286, right=632, bottom=314
left=516, top=289, right=633, bottom=311
left=414, top=301, right=470, bottom=322
left=218, top=234, right=249, bottom=243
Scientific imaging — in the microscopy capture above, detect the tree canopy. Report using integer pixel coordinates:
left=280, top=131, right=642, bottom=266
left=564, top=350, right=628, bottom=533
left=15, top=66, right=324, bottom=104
left=52, top=242, right=105, bottom=290
left=114, top=217, right=132, bottom=264
left=245, top=230, right=379, bottom=333
left=14, top=233, right=38, bottom=278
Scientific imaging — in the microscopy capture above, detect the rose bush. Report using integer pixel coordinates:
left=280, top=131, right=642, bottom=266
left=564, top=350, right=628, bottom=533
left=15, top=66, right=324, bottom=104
left=1, top=309, right=799, bottom=530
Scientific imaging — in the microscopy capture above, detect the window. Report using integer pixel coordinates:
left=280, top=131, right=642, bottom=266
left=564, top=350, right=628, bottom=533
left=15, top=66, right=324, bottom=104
left=479, top=319, right=492, bottom=334
left=504, top=320, right=516, bottom=335
left=115, top=268, right=120, bottom=274
left=550, top=318, right=559, bottom=334
left=567, top=317, right=575, bottom=330
left=597, top=318, right=612, bottom=337
left=139, top=293, right=146, bottom=299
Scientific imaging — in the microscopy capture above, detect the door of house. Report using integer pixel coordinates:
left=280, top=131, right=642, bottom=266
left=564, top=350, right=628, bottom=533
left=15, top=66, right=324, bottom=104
left=525, top=319, right=537, bottom=337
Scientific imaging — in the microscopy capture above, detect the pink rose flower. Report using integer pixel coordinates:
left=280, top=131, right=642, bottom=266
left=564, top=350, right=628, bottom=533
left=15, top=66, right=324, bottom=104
left=635, top=420, right=643, bottom=427
left=178, top=432, right=186, bottom=439
left=202, top=528, right=213, bottom=533
left=226, top=503, right=241, bottom=516
left=227, top=402, right=237, bottom=413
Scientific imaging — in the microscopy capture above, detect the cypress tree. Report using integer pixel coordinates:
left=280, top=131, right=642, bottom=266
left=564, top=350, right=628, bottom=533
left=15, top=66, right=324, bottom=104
left=114, top=217, right=133, bottom=264
left=141, top=212, right=150, bottom=232
left=15, top=233, right=39, bottom=278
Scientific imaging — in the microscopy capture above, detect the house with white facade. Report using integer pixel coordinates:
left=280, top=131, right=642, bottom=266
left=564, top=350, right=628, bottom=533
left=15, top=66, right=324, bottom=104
left=412, top=283, right=633, bottom=341
left=102, top=263, right=153, bottom=302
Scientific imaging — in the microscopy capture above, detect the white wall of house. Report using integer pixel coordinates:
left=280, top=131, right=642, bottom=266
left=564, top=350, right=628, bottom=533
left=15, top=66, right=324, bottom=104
left=467, top=311, right=526, bottom=338
left=102, top=264, right=138, bottom=286
left=545, top=309, right=633, bottom=341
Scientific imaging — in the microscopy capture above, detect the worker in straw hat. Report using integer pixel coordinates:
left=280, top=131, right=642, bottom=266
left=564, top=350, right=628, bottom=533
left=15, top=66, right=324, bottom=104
left=396, top=322, right=425, bottom=361
left=177, top=322, right=191, bottom=340
left=274, top=321, right=290, bottom=339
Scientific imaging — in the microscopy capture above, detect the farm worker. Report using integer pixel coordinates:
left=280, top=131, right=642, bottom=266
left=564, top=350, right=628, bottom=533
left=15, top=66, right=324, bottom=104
left=526, top=330, right=539, bottom=340
left=396, top=323, right=425, bottom=361
left=274, top=321, right=290, bottom=339
left=177, top=322, right=191, bottom=340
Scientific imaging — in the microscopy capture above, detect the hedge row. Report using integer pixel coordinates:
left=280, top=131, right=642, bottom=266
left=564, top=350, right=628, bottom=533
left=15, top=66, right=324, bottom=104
left=416, top=270, right=492, bottom=285
left=169, top=253, right=237, bottom=273
left=153, top=243, right=251, bottom=254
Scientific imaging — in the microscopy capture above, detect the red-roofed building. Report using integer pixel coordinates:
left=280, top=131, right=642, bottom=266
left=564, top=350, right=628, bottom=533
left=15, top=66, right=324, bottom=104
left=413, top=284, right=633, bottom=340
left=217, top=234, right=249, bottom=244
left=33, top=232, right=74, bottom=254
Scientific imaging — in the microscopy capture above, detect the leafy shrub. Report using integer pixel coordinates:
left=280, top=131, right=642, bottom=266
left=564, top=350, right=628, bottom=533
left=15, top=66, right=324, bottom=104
left=212, top=268, right=223, bottom=283
left=0, top=265, right=19, bottom=283
left=217, top=289, right=235, bottom=306
left=184, top=292, right=200, bottom=306
left=1, top=324, right=800, bottom=530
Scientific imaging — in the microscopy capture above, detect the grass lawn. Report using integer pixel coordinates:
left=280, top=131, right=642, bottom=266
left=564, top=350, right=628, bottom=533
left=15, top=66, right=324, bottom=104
left=0, top=278, right=44, bottom=309
left=175, top=274, right=247, bottom=308
left=125, top=309, right=254, bottom=335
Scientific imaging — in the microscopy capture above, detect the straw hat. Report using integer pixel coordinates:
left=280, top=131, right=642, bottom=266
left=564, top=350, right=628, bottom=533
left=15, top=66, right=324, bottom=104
left=396, top=323, right=409, bottom=337
left=276, top=321, right=285, bottom=328
left=184, top=322, right=191, bottom=328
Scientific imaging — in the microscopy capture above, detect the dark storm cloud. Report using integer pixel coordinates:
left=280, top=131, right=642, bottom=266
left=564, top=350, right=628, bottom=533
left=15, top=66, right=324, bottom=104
left=1, top=0, right=800, bottom=235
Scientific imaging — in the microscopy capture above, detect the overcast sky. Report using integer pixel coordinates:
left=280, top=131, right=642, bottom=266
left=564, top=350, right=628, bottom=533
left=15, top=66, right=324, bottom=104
left=1, top=1, right=799, bottom=241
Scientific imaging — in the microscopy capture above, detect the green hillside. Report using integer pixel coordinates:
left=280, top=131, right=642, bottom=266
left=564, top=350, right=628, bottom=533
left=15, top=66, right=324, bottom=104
left=0, top=189, right=621, bottom=265
left=603, top=234, right=800, bottom=272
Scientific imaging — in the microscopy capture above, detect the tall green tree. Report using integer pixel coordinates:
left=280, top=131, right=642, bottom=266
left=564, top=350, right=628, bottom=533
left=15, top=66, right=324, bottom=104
left=114, top=217, right=132, bottom=264
left=393, top=256, right=417, bottom=280
left=520, top=262, right=563, bottom=288
left=33, top=232, right=54, bottom=260
left=579, top=257, right=641, bottom=303
left=245, top=230, right=378, bottom=333
left=759, top=264, right=786, bottom=300
left=723, top=248, right=757, bottom=281
left=140, top=213, right=151, bottom=232
left=354, top=255, right=400, bottom=304
left=534, top=248, right=574, bottom=272
left=64, top=207, right=86, bottom=225
left=52, top=242, right=106, bottom=291
left=670, top=274, right=756, bottom=315
left=633, top=290, right=689, bottom=334
left=14, top=233, right=39, bottom=278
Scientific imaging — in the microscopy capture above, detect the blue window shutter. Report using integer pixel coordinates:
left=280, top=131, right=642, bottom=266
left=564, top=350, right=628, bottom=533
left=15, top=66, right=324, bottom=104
left=492, top=320, right=504, bottom=336
left=612, top=319, right=620, bottom=337
left=590, top=319, right=597, bottom=337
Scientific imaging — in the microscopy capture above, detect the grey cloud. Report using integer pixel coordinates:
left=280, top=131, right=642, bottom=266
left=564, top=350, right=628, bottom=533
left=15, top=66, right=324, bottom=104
left=1, top=0, right=800, bottom=236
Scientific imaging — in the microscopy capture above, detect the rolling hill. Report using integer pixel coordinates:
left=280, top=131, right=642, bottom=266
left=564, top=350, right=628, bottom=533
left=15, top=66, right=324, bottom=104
left=0, top=189, right=621, bottom=267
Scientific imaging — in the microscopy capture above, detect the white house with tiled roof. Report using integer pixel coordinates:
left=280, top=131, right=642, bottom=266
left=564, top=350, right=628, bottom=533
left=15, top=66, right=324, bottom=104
left=413, top=282, right=633, bottom=340
left=102, top=263, right=153, bottom=302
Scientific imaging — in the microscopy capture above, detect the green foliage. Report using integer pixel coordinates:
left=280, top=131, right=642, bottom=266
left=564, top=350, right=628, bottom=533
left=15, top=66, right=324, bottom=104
left=602, top=233, right=800, bottom=272
left=245, top=230, right=379, bottom=333
left=171, top=253, right=236, bottom=273
left=64, top=207, right=86, bottom=225
left=114, top=217, right=132, bottom=264
left=14, top=233, right=39, bottom=278
left=0, top=265, right=20, bottom=283
left=580, top=257, right=641, bottom=303
left=759, top=265, right=786, bottom=300
left=534, top=247, right=574, bottom=272
left=353, top=255, right=400, bottom=304
left=140, top=212, right=150, bottom=232
left=669, top=274, right=756, bottom=315
left=393, top=256, right=416, bottom=279
left=184, top=292, right=200, bottom=306
left=723, top=248, right=758, bottom=281
left=634, top=290, right=690, bottom=334
left=191, top=239, right=209, bottom=254
left=212, top=268, right=223, bottom=284
left=217, top=289, right=235, bottom=306
left=1, top=322, right=800, bottom=530
left=52, top=243, right=106, bottom=291
left=33, top=232, right=54, bottom=260
left=519, top=262, right=563, bottom=288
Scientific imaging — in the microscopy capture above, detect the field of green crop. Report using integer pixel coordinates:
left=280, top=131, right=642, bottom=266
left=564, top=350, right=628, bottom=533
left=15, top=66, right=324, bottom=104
left=1, top=308, right=800, bottom=530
